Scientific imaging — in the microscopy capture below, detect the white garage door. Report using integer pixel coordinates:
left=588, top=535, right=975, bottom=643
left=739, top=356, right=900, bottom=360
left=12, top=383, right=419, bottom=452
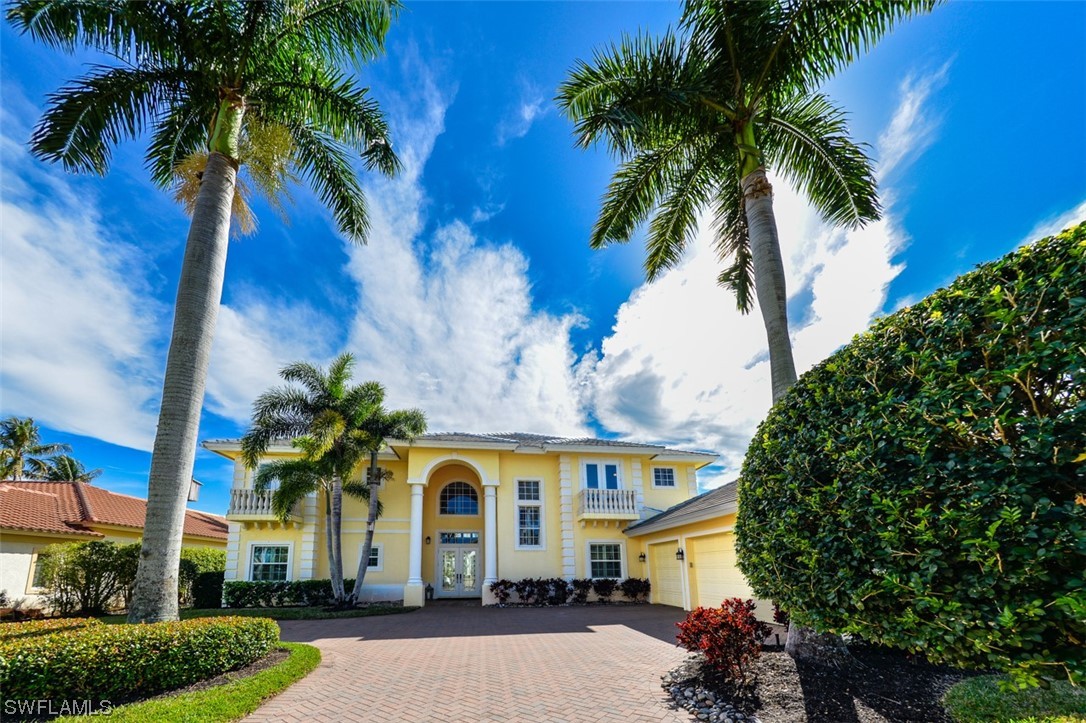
left=649, top=541, right=684, bottom=608
left=689, top=533, right=755, bottom=609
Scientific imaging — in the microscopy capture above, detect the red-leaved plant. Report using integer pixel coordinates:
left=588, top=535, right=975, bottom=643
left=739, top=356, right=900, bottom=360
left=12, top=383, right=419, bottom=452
left=675, top=598, right=772, bottom=686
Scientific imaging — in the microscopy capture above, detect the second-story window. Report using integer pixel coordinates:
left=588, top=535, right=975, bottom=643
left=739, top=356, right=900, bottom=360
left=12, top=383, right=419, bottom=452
left=652, top=467, right=676, bottom=488
left=439, top=481, right=478, bottom=515
left=516, top=479, right=543, bottom=548
left=583, top=461, right=620, bottom=489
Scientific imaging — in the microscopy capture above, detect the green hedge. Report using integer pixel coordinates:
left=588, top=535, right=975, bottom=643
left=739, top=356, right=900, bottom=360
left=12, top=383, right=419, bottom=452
left=223, top=579, right=356, bottom=608
left=0, top=617, right=102, bottom=641
left=193, top=571, right=225, bottom=609
left=0, top=616, right=279, bottom=701
left=737, top=223, right=1086, bottom=688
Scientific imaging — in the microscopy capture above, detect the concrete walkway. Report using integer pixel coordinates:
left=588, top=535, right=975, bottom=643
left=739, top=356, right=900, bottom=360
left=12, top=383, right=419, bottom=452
left=246, top=603, right=694, bottom=723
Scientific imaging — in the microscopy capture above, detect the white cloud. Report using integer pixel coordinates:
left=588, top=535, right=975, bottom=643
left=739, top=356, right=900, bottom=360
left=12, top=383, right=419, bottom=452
left=1021, top=199, right=1086, bottom=244
left=0, top=105, right=166, bottom=450
left=206, top=56, right=591, bottom=438
left=580, top=65, right=954, bottom=484
left=496, top=84, right=548, bottom=146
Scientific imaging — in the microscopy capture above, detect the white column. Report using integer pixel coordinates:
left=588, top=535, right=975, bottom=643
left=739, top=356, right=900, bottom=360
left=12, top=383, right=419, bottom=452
left=483, top=485, right=498, bottom=585
left=404, top=482, right=426, bottom=607
left=559, top=454, right=575, bottom=579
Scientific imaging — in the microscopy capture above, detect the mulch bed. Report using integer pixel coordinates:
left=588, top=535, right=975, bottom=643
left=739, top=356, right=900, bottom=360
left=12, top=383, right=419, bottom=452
left=665, top=644, right=978, bottom=722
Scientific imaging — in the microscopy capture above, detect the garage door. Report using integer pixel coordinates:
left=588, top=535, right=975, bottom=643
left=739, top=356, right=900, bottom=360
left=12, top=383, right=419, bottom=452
left=689, top=533, right=755, bottom=609
left=649, top=541, right=684, bottom=607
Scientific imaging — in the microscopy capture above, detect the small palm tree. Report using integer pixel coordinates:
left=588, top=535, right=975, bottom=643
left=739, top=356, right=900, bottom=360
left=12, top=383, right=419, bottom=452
left=42, top=455, right=103, bottom=483
left=0, top=417, right=71, bottom=480
left=350, top=399, right=426, bottom=603
left=242, top=353, right=383, bottom=604
left=7, top=1, right=402, bottom=623
left=558, top=0, right=936, bottom=661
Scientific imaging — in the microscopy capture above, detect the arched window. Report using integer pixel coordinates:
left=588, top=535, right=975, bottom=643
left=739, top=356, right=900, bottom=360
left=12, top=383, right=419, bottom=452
left=440, top=482, right=478, bottom=515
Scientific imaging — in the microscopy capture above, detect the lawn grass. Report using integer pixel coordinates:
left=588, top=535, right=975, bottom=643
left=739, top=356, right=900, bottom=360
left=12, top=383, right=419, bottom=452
left=100, top=604, right=417, bottom=624
left=54, top=641, right=320, bottom=723
left=943, top=675, right=1086, bottom=723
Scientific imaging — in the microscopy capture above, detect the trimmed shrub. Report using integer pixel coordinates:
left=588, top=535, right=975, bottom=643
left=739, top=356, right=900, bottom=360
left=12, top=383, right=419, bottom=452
left=513, top=578, right=541, bottom=604
left=675, top=598, right=771, bottom=686
left=542, top=578, right=571, bottom=605
left=0, top=617, right=102, bottom=641
left=193, top=571, right=226, bottom=609
left=570, top=578, right=594, bottom=604
left=36, top=541, right=140, bottom=615
left=223, top=579, right=357, bottom=608
left=0, top=616, right=279, bottom=701
left=618, top=577, right=651, bottom=602
left=737, top=223, right=1086, bottom=688
left=592, top=578, right=618, bottom=602
left=179, top=548, right=227, bottom=607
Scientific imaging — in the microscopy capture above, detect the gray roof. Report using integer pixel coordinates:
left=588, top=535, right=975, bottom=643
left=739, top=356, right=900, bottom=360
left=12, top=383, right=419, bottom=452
left=625, top=481, right=738, bottom=536
left=409, top=431, right=714, bottom=457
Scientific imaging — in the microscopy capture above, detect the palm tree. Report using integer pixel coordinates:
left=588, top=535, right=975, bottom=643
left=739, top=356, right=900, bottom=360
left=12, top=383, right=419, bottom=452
left=42, top=455, right=103, bottom=483
left=7, top=1, right=402, bottom=623
left=0, top=417, right=71, bottom=480
left=558, top=0, right=936, bottom=660
left=241, top=353, right=384, bottom=604
left=350, top=399, right=426, bottom=603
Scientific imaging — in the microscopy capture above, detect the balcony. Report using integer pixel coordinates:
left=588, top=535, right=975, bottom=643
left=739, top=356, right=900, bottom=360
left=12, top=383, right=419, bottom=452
left=577, top=488, right=639, bottom=522
left=227, top=488, right=301, bottom=525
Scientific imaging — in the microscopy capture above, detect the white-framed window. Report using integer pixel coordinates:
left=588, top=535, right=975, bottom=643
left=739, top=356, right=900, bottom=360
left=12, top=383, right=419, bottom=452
left=358, top=542, right=383, bottom=572
left=582, top=460, right=621, bottom=490
left=363, top=466, right=386, bottom=487
left=252, top=462, right=280, bottom=491
left=248, top=543, right=292, bottom=582
left=515, top=479, right=544, bottom=549
left=587, top=541, right=625, bottom=579
left=27, top=548, right=50, bottom=593
left=439, top=481, right=479, bottom=515
left=652, top=467, right=677, bottom=488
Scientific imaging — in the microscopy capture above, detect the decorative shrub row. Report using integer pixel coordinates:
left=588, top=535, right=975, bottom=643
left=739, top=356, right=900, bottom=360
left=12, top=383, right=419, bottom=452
left=0, top=616, right=279, bottom=701
left=488, top=577, right=651, bottom=605
left=223, top=579, right=356, bottom=608
left=193, top=571, right=226, bottom=609
left=737, top=222, right=1086, bottom=688
left=0, top=617, right=102, bottom=641
left=676, top=598, right=771, bottom=686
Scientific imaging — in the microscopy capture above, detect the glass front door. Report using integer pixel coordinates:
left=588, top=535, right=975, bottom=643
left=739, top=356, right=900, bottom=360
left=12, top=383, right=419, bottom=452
left=437, top=541, right=481, bottom=597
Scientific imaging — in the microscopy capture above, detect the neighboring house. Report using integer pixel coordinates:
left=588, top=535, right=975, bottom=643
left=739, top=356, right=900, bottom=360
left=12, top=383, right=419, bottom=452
left=625, top=481, right=773, bottom=622
left=205, top=432, right=718, bottom=606
left=0, top=481, right=228, bottom=607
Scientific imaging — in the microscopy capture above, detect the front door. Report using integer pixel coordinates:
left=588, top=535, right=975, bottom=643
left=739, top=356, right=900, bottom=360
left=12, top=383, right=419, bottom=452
left=437, top=532, right=481, bottom=597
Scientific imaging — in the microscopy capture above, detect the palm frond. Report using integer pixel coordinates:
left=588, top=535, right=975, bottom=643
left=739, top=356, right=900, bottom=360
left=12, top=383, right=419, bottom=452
left=761, top=93, right=881, bottom=228
left=146, top=95, right=214, bottom=188
left=711, top=177, right=755, bottom=312
left=287, top=122, right=370, bottom=243
left=268, top=0, right=400, bottom=66
left=29, top=65, right=190, bottom=174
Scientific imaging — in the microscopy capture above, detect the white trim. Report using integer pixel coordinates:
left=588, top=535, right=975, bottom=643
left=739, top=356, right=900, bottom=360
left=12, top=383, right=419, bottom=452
left=357, top=542, right=384, bottom=572
left=409, top=453, right=496, bottom=486
left=559, top=455, right=575, bottom=578
left=580, top=458, right=623, bottom=490
left=434, top=529, right=483, bottom=598
left=513, top=478, right=545, bottom=550
left=651, top=466, right=678, bottom=488
left=585, top=539, right=627, bottom=580
left=436, top=479, right=482, bottom=517
left=245, top=541, right=294, bottom=582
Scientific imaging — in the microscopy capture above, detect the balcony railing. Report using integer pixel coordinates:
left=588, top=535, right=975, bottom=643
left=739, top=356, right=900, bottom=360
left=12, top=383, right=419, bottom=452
left=577, top=488, right=639, bottom=519
left=227, top=488, right=300, bottom=520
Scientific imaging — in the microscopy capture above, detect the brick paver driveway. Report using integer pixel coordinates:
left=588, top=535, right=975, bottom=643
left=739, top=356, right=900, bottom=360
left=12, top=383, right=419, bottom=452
left=246, top=603, right=693, bottom=723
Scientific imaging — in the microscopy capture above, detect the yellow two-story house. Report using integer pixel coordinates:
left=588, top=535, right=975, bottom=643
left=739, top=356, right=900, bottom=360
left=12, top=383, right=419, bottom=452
left=205, top=432, right=717, bottom=607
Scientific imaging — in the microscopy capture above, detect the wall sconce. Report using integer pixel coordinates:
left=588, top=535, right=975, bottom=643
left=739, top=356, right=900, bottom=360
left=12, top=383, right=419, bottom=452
left=425, top=536, right=432, bottom=545
left=675, top=549, right=685, bottom=561
left=638, top=553, right=647, bottom=563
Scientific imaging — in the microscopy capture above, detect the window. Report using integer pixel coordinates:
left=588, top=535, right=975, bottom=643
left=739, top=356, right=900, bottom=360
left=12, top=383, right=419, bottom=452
left=364, top=466, right=386, bottom=487
left=439, top=481, right=478, bottom=515
left=652, top=467, right=676, bottom=488
left=28, top=550, right=51, bottom=591
left=359, top=543, right=383, bottom=572
left=589, top=543, right=623, bottom=579
left=439, top=531, right=479, bottom=544
left=250, top=545, right=290, bottom=581
left=516, top=479, right=543, bottom=548
left=583, top=461, right=620, bottom=490
left=253, top=462, right=280, bottom=491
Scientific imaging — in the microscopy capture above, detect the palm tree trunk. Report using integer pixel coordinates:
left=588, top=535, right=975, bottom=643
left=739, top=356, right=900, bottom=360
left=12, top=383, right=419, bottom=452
left=741, top=168, right=798, bottom=404
left=351, top=452, right=381, bottom=602
left=330, top=474, right=345, bottom=603
left=128, top=151, right=237, bottom=623
left=323, top=487, right=338, bottom=603
left=742, top=167, right=850, bottom=666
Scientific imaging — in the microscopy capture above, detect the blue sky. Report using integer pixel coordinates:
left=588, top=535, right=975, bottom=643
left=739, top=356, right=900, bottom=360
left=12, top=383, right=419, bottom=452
left=2, top=1, right=1084, bottom=517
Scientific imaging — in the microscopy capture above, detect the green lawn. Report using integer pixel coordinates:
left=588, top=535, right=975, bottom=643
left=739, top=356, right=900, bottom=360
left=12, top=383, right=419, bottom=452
left=944, top=675, right=1086, bottom=723
left=53, top=641, right=319, bottom=722
left=101, top=605, right=417, bottom=623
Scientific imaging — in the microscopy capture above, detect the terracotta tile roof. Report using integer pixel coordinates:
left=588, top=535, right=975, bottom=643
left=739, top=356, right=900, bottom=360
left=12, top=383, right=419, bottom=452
left=0, top=481, right=228, bottom=541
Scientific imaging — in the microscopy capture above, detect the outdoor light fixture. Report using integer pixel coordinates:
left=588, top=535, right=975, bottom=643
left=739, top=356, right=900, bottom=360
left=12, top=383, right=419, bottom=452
left=425, top=536, right=432, bottom=545
left=675, top=549, right=685, bottom=561
left=638, top=553, right=647, bottom=563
